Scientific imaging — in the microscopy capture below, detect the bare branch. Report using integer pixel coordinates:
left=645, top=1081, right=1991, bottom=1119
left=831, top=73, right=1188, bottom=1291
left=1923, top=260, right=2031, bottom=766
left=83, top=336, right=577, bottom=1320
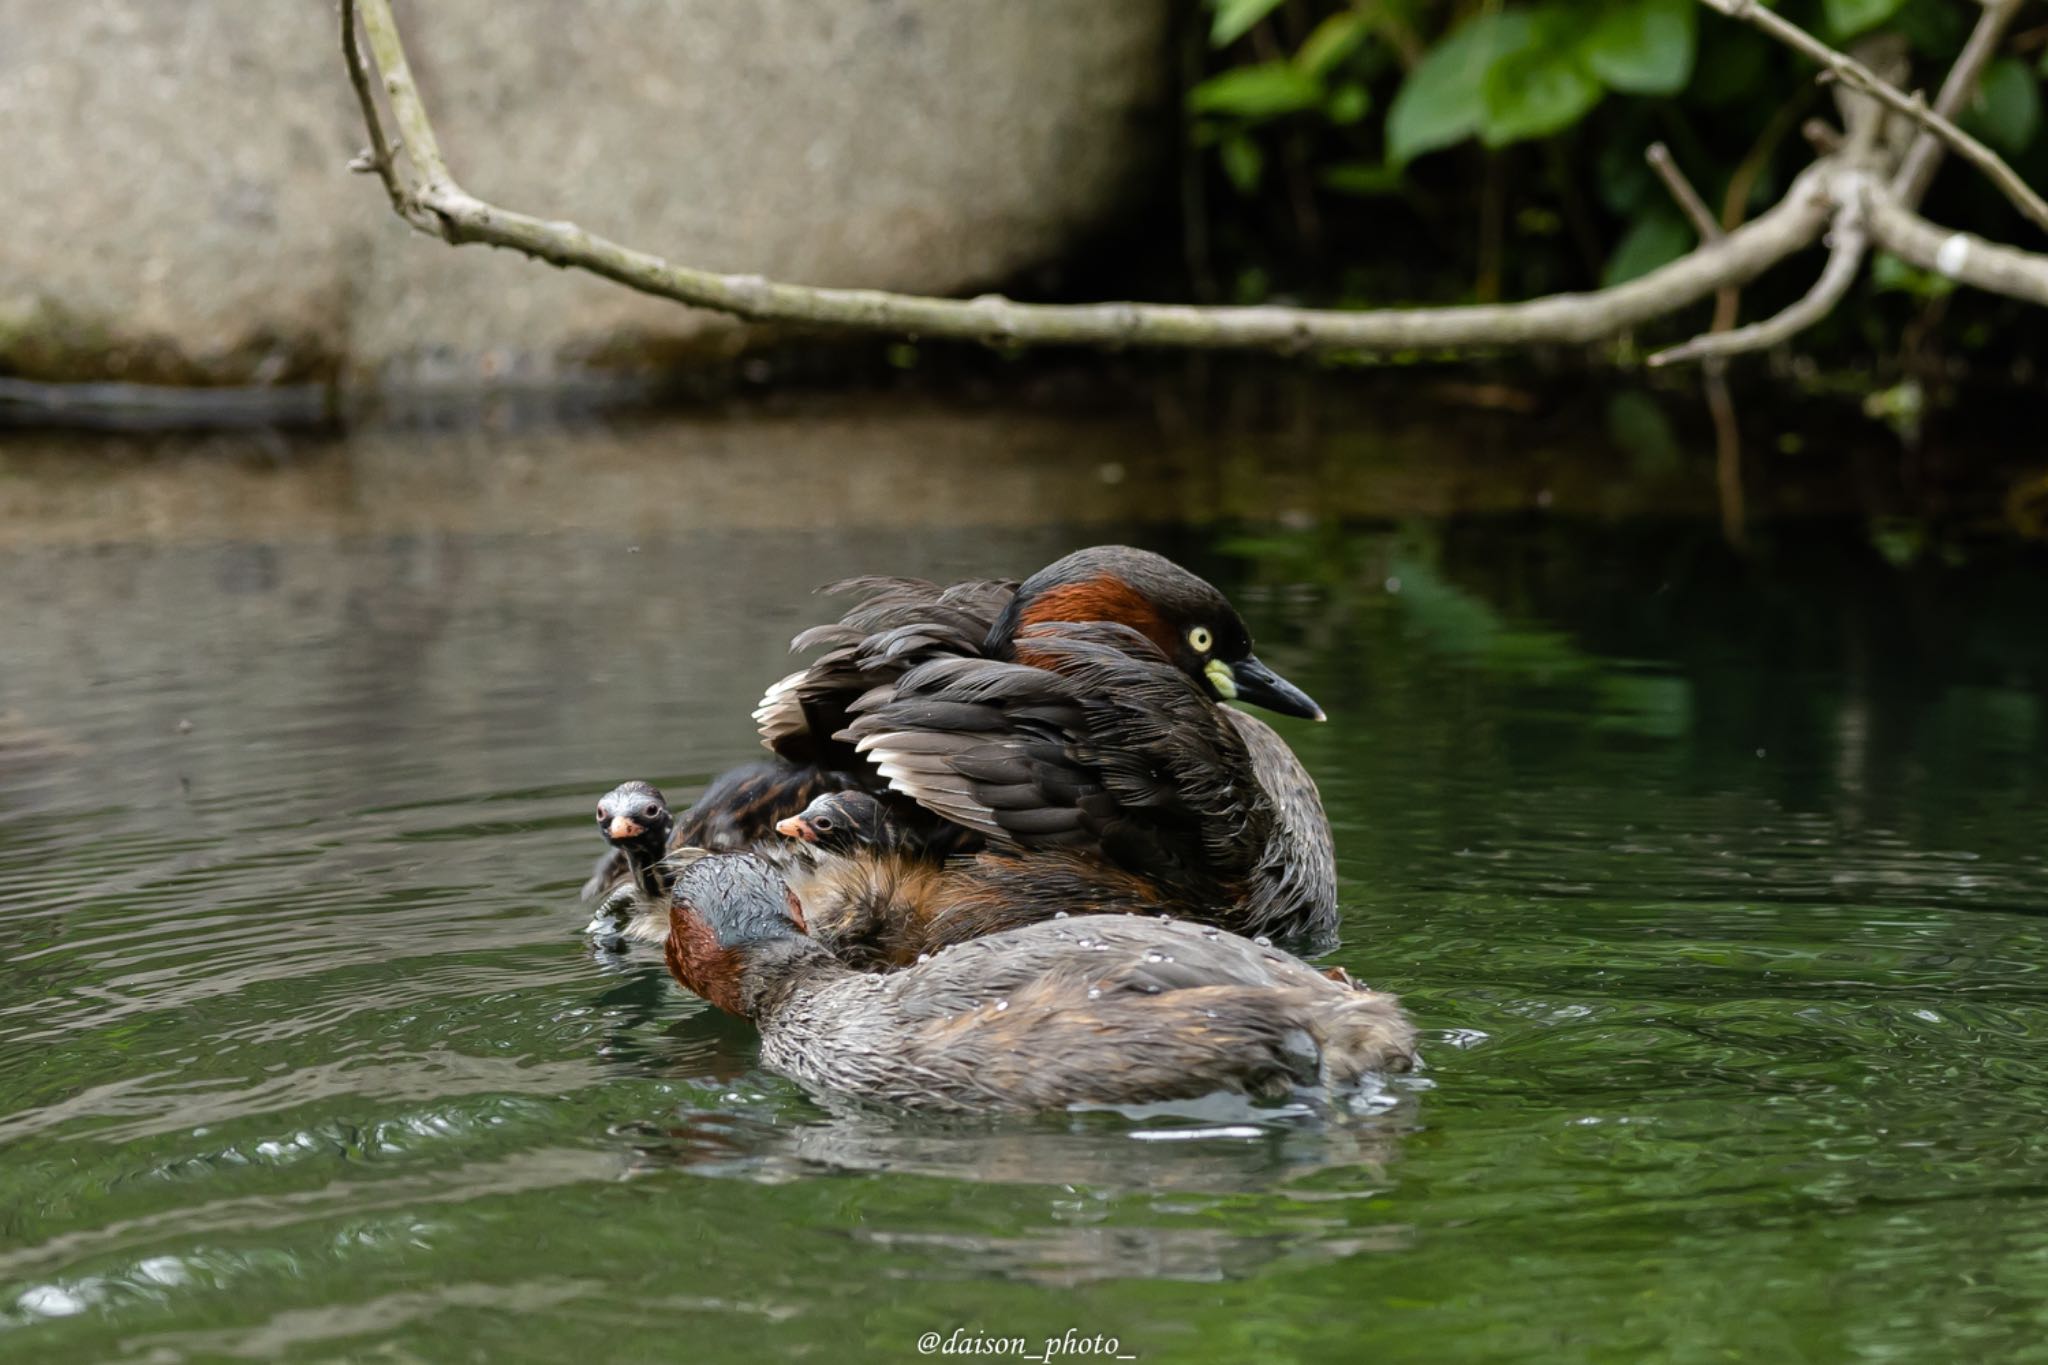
left=1697, top=0, right=2048, bottom=235
left=1644, top=150, right=1746, bottom=530
left=1646, top=144, right=1724, bottom=241
left=355, top=0, right=454, bottom=194
left=1650, top=196, right=1870, bottom=366
left=341, top=2, right=404, bottom=215
left=341, top=0, right=1838, bottom=357
left=1655, top=56, right=1891, bottom=370
left=1866, top=194, right=2048, bottom=307
left=1892, top=0, right=2028, bottom=209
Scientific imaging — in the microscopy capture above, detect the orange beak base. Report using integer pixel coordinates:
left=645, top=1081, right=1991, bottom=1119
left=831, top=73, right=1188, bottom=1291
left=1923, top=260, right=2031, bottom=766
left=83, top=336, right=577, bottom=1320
left=607, top=815, right=645, bottom=841
left=775, top=816, right=815, bottom=843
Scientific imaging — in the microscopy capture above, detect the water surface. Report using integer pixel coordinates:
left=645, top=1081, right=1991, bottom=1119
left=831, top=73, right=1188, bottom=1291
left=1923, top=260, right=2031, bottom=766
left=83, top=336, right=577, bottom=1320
left=4, top=397, right=2048, bottom=1361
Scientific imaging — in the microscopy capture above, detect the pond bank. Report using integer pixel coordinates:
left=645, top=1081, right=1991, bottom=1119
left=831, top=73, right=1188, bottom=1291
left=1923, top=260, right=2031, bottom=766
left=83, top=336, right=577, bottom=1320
left=2, top=371, right=2044, bottom=549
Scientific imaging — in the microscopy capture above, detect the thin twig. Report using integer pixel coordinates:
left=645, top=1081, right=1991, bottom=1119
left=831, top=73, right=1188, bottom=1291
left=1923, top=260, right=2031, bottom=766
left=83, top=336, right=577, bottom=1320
left=1892, top=0, right=2028, bottom=210
left=340, top=0, right=421, bottom=227
left=1705, top=93, right=1812, bottom=346
left=357, top=1, right=454, bottom=194
left=1706, top=367, right=1745, bottom=545
left=1646, top=143, right=1744, bottom=537
left=1646, top=144, right=1723, bottom=242
left=1698, top=0, right=2048, bottom=234
left=1802, top=119, right=1845, bottom=155
left=1649, top=196, right=1870, bottom=366
left=1476, top=150, right=1505, bottom=304
left=1723, top=94, right=1811, bottom=235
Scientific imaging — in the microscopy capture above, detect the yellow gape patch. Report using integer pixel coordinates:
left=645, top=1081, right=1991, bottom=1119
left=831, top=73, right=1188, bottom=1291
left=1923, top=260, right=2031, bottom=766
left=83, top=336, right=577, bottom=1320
left=1204, top=658, right=1238, bottom=699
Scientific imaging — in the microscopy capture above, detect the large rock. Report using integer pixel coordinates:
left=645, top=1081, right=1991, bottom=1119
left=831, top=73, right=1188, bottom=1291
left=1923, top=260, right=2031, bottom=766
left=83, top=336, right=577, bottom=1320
left=0, top=0, right=1169, bottom=386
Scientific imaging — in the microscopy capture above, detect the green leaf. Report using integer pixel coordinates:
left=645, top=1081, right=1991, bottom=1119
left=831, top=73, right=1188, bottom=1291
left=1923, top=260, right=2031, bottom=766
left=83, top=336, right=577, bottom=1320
left=1595, top=125, right=1659, bottom=215
left=1481, top=25, right=1603, bottom=147
left=1219, top=133, right=1265, bottom=192
left=1582, top=0, right=1696, bottom=95
left=1209, top=0, right=1286, bottom=47
left=1387, top=11, right=1538, bottom=164
left=1326, top=82, right=1372, bottom=124
left=1188, top=63, right=1325, bottom=119
left=1871, top=251, right=1957, bottom=299
left=1603, top=210, right=1693, bottom=286
left=1297, top=11, right=1371, bottom=76
left=1691, top=27, right=1767, bottom=105
left=1320, top=161, right=1406, bottom=196
left=1870, top=519, right=1925, bottom=567
left=1963, top=57, right=2042, bottom=155
left=1822, top=0, right=1905, bottom=41
left=1894, top=0, right=1968, bottom=58
left=1593, top=672, right=1692, bottom=739
left=1606, top=391, right=1681, bottom=477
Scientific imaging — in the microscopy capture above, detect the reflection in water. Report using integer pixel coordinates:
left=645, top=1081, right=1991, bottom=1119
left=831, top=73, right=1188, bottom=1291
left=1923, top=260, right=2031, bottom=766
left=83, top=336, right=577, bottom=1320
left=618, top=1096, right=1412, bottom=1192
left=4, top=405, right=2048, bottom=1360
left=608, top=1096, right=1418, bottom=1288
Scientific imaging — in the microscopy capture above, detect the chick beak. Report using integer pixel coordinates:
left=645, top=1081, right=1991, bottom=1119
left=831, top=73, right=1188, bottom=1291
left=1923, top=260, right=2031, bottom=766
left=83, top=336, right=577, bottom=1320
left=1229, top=655, right=1327, bottom=722
left=775, top=816, right=816, bottom=843
left=607, top=815, right=645, bottom=841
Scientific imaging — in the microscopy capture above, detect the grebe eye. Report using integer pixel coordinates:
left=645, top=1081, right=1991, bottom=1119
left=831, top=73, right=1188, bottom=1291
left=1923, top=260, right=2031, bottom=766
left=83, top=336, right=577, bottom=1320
left=813, top=815, right=834, bottom=831
left=595, top=807, right=608, bottom=821
left=1187, top=625, right=1213, bottom=653
left=643, top=805, right=661, bottom=820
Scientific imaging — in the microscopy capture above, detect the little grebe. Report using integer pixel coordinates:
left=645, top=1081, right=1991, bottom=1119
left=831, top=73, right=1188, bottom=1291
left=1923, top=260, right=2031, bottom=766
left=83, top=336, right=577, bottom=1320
left=748, top=546, right=1338, bottom=946
left=753, top=667, right=1323, bottom=970
left=670, top=760, right=867, bottom=854
left=662, top=853, right=1416, bottom=1112
left=590, top=766, right=865, bottom=937
left=582, top=780, right=676, bottom=915
left=774, top=790, right=907, bottom=856
left=589, top=546, right=1337, bottom=956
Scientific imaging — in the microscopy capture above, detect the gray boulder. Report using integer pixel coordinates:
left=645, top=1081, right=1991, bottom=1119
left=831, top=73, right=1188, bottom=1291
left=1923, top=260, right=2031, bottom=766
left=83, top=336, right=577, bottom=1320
left=0, top=1, right=1168, bottom=386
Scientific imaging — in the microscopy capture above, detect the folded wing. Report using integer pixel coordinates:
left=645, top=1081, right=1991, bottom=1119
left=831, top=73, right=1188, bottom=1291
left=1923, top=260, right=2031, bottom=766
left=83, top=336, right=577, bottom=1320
left=842, top=622, right=1273, bottom=896
left=754, top=575, right=1017, bottom=771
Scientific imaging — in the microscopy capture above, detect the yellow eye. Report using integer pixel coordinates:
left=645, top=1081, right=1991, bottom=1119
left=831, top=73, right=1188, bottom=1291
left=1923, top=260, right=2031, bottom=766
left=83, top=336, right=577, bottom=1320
left=1187, top=626, right=1213, bottom=653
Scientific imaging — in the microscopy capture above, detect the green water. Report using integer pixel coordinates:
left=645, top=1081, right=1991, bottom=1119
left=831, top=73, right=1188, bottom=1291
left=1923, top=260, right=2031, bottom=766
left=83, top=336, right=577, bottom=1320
left=4, top=408, right=2048, bottom=1362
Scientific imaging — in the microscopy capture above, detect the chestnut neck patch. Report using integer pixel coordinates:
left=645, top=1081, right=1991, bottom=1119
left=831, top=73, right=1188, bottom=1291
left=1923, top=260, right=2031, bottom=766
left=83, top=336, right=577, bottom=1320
left=1018, top=575, right=1174, bottom=657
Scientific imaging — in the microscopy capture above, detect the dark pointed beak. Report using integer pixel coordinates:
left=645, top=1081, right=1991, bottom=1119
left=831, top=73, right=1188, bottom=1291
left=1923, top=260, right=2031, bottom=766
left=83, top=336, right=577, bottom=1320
left=1231, top=656, right=1326, bottom=722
